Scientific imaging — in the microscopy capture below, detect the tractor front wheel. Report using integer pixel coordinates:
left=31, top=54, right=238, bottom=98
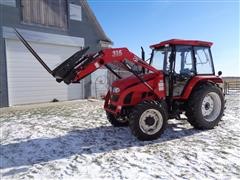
left=186, top=84, right=224, bottom=129
left=129, top=101, right=167, bottom=141
left=106, top=112, right=129, bottom=127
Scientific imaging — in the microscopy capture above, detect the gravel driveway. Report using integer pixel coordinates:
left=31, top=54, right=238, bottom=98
left=0, top=95, right=240, bottom=179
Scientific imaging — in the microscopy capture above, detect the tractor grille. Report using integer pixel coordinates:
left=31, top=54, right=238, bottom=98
left=124, top=92, right=133, bottom=104
left=111, top=94, right=119, bottom=102
left=142, top=92, right=147, bottom=99
left=108, top=104, right=117, bottom=111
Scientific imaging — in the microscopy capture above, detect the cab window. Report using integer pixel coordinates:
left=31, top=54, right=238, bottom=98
left=151, top=47, right=172, bottom=71
left=194, top=46, right=214, bottom=74
left=175, top=46, right=194, bottom=76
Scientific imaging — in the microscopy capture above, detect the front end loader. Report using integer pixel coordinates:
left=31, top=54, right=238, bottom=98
left=15, top=29, right=225, bottom=141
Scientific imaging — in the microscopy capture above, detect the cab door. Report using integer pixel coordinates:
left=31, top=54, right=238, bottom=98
left=172, top=45, right=195, bottom=96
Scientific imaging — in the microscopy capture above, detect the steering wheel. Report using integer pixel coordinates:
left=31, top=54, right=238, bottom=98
left=174, top=72, right=189, bottom=82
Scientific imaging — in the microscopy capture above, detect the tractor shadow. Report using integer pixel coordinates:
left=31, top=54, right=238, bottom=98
left=1, top=119, right=203, bottom=171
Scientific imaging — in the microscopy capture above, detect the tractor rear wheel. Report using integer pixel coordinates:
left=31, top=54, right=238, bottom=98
left=186, top=84, right=224, bottom=129
left=129, top=100, right=167, bottom=141
left=106, top=112, right=129, bottom=127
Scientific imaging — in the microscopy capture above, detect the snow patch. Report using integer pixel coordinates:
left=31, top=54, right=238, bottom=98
left=1, top=95, right=240, bottom=179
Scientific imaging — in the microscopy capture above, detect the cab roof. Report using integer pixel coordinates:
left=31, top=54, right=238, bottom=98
left=150, top=39, right=213, bottom=49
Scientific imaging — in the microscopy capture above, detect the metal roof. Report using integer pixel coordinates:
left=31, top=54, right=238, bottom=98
left=150, top=39, right=213, bottom=48
left=81, top=1, right=113, bottom=44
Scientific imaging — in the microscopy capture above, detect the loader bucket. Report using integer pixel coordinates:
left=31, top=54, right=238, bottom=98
left=14, top=28, right=90, bottom=84
left=52, top=46, right=89, bottom=81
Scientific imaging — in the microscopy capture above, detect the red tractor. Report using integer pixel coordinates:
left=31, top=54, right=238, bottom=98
left=15, top=29, right=225, bottom=141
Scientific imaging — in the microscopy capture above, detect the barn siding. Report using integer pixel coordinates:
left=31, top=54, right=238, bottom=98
left=0, top=27, right=9, bottom=107
left=21, top=0, right=68, bottom=30
left=0, top=0, right=112, bottom=107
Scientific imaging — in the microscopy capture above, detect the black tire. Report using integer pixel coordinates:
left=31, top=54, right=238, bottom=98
left=129, top=100, right=168, bottom=141
left=186, top=84, right=224, bottom=129
left=106, top=112, right=129, bottom=127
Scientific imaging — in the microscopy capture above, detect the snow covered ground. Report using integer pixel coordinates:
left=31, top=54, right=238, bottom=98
left=0, top=94, right=240, bottom=179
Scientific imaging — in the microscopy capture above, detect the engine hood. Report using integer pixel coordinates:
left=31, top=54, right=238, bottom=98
left=111, top=72, right=161, bottom=91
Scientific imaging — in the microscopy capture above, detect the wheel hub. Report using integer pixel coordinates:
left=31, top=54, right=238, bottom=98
left=201, top=92, right=222, bottom=122
left=139, top=109, right=163, bottom=135
left=202, top=95, right=214, bottom=116
left=145, top=117, right=155, bottom=126
left=205, top=102, right=210, bottom=110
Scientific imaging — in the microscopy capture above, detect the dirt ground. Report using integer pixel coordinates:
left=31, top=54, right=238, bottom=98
left=0, top=94, right=240, bottom=179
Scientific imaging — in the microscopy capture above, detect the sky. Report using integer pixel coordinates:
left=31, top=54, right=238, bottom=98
left=88, top=0, right=239, bottom=76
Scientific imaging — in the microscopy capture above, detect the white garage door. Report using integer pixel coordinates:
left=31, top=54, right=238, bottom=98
left=6, top=39, right=84, bottom=106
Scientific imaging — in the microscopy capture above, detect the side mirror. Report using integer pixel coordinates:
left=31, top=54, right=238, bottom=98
left=218, top=71, right=222, bottom=76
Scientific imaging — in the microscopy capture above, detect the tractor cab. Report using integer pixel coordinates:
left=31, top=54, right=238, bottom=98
left=150, top=39, right=215, bottom=97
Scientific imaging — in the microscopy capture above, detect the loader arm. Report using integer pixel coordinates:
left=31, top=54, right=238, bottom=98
left=71, top=48, right=159, bottom=83
left=14, top=29, right=158, bottom=85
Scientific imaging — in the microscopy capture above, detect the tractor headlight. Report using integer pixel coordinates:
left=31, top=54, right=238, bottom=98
left=112, top=87, right=120, bottom=93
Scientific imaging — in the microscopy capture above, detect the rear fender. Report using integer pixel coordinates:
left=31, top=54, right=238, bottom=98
left=180, top=76, right=223, bottom=100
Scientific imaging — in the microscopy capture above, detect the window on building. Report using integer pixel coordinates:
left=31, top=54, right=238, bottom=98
left=21, top=0, right=68, bottom=30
